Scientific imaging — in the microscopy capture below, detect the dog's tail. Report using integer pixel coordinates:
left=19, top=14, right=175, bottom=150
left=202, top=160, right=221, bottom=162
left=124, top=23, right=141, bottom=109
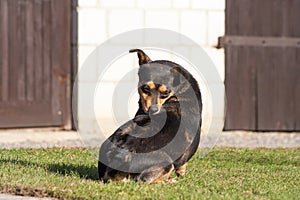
left=129, top=49, right=152, bottom=65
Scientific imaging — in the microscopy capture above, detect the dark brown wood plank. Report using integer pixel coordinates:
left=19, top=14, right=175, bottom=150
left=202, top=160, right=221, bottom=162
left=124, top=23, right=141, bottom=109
left=257, top=47, right=291, bottom=130
left=17, top=0, right=26, bottom=101
left=0, top=0, right=9, bottom=101
left=257, top=46, right=300, bottom=131
left=34, top=0, right=43, bottom=101
left=294, top=48, right=300, bottom=129
left=50, top=0, right=71, bottom=128
left=224, top=46, right=257, bottom=130
left=255, top=0, right=283, bottom=37
left=286, top=47, right=300, bottom=130
left=276, top=47, right=297, bottom=130
left=25, top=0, right=35, bottom=101
left=226, top=0, right=284, bottom=37
left=8, top=0, right=19, bottom=101
left=226, top=0, right=253, bottom=36
left=277, top=47, right=294, bottom=130
left=71, top=0, right=78, bottom=128
left=42, top=0, right=51, bottom=100
left=285, top=0, right=300, bottom=37
left=62, top=0, right=72, bottom=129
left=51, top=0, right=64, bottom=125
left=256, top=47, right=277, bottom=130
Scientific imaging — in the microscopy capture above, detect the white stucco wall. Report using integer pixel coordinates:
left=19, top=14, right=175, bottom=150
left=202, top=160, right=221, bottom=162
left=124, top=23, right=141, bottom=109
left=77, top=0, right=225, bottom=138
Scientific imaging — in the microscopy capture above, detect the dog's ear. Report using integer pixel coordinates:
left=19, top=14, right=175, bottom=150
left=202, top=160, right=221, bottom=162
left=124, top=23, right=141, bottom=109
left=129, top=49, right=152, bottom=65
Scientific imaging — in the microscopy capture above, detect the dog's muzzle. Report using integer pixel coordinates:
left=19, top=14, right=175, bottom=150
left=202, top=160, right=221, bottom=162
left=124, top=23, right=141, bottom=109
left=149, top=104, right=161, bottom=115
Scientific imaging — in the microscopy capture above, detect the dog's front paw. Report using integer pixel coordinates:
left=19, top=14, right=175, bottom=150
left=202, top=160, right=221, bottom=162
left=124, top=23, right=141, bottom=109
left=167, top=178, right=177, bottom=184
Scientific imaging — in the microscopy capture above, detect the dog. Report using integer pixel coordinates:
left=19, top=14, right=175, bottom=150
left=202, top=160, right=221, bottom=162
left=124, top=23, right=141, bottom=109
left=98, top=49, right=202, bottom=183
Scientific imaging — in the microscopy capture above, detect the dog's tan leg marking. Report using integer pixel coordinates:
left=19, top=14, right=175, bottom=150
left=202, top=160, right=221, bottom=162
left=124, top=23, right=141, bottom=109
left=111, top=173, right=129, bottom=182
left=175, top=163, right=187, bottom=176
left=148, top=165, right=174, bottom=184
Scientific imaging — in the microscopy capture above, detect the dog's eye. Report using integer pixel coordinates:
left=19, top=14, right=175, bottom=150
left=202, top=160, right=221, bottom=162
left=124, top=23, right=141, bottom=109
left=160, top=90, right=171, bottom=99
left=141, top=85, right=151, bottom=95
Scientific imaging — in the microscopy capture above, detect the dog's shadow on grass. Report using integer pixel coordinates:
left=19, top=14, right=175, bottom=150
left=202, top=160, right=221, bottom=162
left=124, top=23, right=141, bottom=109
left=1, top=159, right=99, bottom=181
left=47, top=163, right=99, bottom=181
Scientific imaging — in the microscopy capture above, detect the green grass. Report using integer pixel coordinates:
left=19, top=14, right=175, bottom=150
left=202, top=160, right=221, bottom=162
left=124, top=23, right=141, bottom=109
left=0, top=148, right=299, bottom=200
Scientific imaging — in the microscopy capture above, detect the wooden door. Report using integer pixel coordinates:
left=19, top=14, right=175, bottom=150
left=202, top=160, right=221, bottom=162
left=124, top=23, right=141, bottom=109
left=222, top=0, right=300, bottom=131
left=0, top=0, right=72, bottom=128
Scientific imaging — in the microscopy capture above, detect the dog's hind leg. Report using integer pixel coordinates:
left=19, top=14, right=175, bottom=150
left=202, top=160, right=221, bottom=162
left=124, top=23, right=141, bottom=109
left=137, top=164, right=174, bottom=184
left=98, top=161, right=110, bottom=183
left=175, top=163, right=187, bottom=176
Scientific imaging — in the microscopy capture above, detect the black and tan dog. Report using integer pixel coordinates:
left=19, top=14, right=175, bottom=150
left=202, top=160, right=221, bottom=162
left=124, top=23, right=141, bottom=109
left=98, top=49, right=202, bottom=183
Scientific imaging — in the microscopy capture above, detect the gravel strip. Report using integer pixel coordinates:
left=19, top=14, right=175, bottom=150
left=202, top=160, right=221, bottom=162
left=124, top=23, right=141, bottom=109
left=0, top=131, right=299, bottom=149
left=216, top=131, right=300, bottom=148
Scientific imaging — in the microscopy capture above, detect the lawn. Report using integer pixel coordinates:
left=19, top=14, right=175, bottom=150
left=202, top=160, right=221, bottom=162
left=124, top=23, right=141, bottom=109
left=0, top=148, right=299, bottom=200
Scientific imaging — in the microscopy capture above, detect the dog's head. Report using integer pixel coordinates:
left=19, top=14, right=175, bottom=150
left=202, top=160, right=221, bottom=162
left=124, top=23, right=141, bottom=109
left=130, top=49, right=185, bottom=115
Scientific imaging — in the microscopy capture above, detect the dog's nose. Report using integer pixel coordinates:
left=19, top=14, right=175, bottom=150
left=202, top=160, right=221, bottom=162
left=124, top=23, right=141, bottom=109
left=149, top=105, right=160, bottom=115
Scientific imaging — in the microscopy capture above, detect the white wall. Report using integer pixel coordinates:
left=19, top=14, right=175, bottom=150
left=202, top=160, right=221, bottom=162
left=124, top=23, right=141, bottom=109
left=77, top=0, right=225, bottom=139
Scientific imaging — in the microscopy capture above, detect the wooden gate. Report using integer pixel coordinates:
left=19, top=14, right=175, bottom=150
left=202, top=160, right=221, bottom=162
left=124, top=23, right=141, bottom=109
left=221, top=0, right=300, bottom=131
left=0, top=0, right=74, bottom=128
